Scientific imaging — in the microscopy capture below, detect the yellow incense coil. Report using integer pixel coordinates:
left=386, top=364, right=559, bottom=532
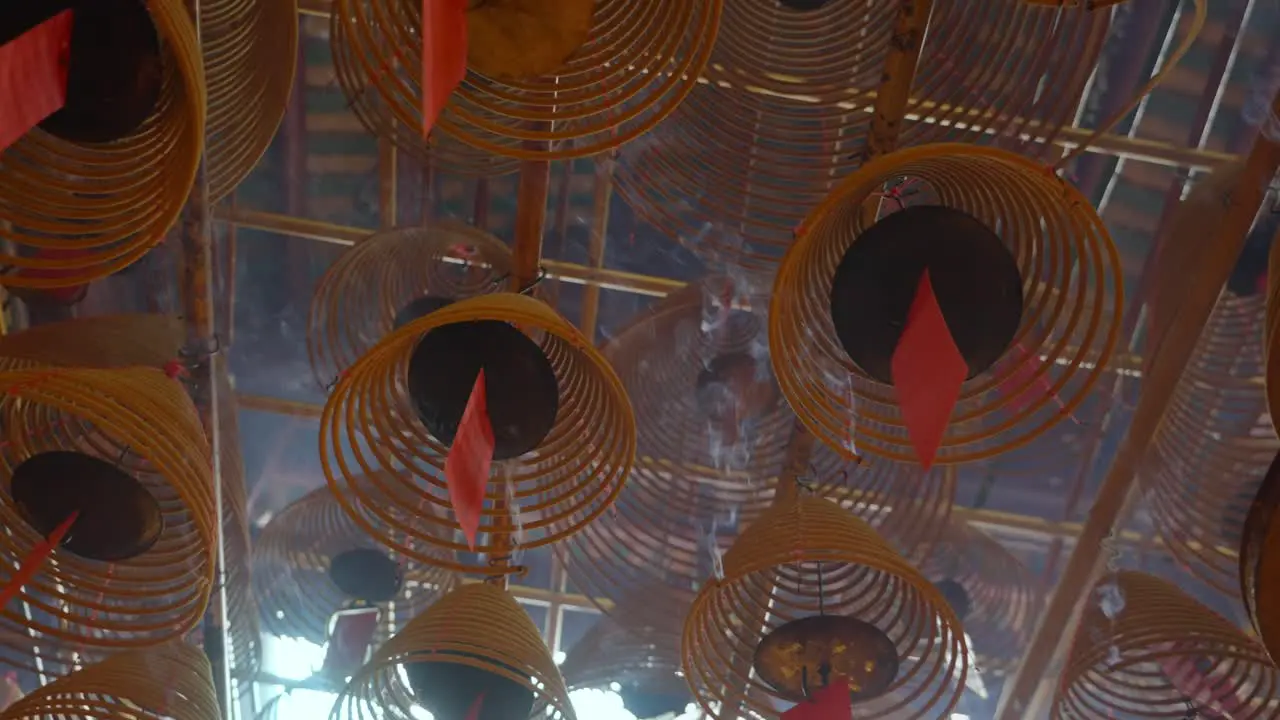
left=0, top=314, right=182, bottom=370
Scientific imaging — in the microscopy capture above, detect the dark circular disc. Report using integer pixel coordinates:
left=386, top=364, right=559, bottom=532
left=405, top=654, right=535, bottom=720
left=407, top=319, right=559, bottom=460
left=619, top=680, right=692, bottom=719
left=829, top=205, right=1023, bottom=384
left=778, top=0, right=831, bottom=10
left=752, top=615, right=899, bottom=702
left=328, top=548, right=403, bottom=603
left=10, top=450, right=163, bottom=562
left=39, top=0, right=163, bottom=144
left=934, top=578, right=971, bottom=623
left=394, top=295, right=456, bottom=330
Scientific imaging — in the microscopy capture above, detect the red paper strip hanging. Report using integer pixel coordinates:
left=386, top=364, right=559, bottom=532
left=781, top=678, right=852, bottom=720
left=890, top=271, right=967, bottom=470
left=0, top=10, right=72, bottom=152
left=421, top=0, right=468, bottom=136
left=464, top=694, right=485, bottom=720
left=445, top=370, right=494, bottom=550
left=0, top=510, right=79, bottom=610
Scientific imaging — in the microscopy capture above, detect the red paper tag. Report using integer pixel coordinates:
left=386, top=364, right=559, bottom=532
left=890, top=272, right=967, bottom=470
left=0, top=510, right=78, bottom=611
left=464, top=695, right=485, bottom=720
left=781, top=678, right=852, bottom=720
left=1159, top=648, right=1243, bottom=715
left=445, top=370, right=494, bottom=549
left=0, top=11, right=72, bottom=152
left=322, top=606, right=380, bottom=679
left=422, top=0, right=468, bottom=136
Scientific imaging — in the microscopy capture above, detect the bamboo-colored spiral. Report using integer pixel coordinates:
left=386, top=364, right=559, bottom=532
left=332, top=583, right=575, bottom=720
left=1140, top=292, right=1276, bottom=597
left=560, top=602, right=684, bottom=696
left=0, top=0, right=205, bottom=289
left=0, top=315, right=183, bottom=371
left=1054, top=571, right=1279, bottom=719
left=330, top=0, right=721, bottom=164
left=252, top=483, right=452, bottom=648
left=321, top=292, right=636, bottom=575
left=307, top=222, right=516, bottom=387
left=1267, top=210, right=1280, bottom=434
left=1, top=641, right=219, bottom=720
left=769, top=143, right=1122, bottom=464
left=683, top=496, right=966, bottom=720
left=918, top=519, right=1040, bottom=676
left=612, top=2, right=1108, bottom=271
left=0, top=367, right=216, bottom=677
left=200, top=0, right=298, bottom=201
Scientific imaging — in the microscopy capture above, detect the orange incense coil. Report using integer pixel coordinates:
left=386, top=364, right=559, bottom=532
left=0, top=0, right=205, bottom=289
left=917, top=519, right=1041, bottom=676
left=683, top=495, right=966, bottom=720
left=2, top=641, right=219, bottom=720
left=199, top=0, right=298, bottom=201
left=330, top=0, right=721, bottom=164
left=1141, top=292, right=1276, bottom=597
left=1054, top=571, right=1279, bottom=719
left=307, top=222, right=516, bottom=387
left=321, top=292, right=636, bottom=576
left=1267, top=209, right=1280, bottom=432
left=769, top=143, right=1121, bottom=465
left=612, top=1, right=1108, bottom=272
left=0, top=367, right=216, bottom=677
left=251, top=482, right=452, bottom=648
left=334, top=583, right=574, bottom=720
left=0, top=314, right=183, bottom=371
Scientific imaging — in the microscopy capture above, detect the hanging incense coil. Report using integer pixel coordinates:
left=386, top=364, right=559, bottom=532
left=321, top=292, right=636, bottom=575
left=683, top=495, right=966, bottom=720
left=0, top=0, right=205, bottom=289
left=329, top=0, right=721, bottom=164
left=918, top=519, right=1040, bottom=676
left=307, top=222, right=515, bottom=387
left=1242, top=451, right=1280, bottom=665
left=0, top=314, right=182, bottom=371
left=1141, top=292, right=1276, bottom=596
left=2, top=641, right=219, bottom=720
left=1267, top=205, right=1280, bottom=433
left=1054, top=571, right=1280, bottom=719
left=612, top=1, right=1107, bottom=272
left=252, top=482, right=453, bottom=648
left=335, top=582, right=575, bottom=720
left=769, top=143, right=1121, bottom=465
left=0, top=367, right=216, bottom=677
left=200, top=0, right=298, bottom=201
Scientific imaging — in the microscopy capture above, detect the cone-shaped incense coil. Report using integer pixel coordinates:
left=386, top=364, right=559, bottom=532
left=322, top=292, right=635, bottom=575
left=333, top=583, right=575, bottom=720
left=2, top=641, right=219, bottom=720
left=0, top=367, right=215, bottom=677
left=612, top=1, right=1108, bottom=272
left=252, top=482, right=452, bottom=647
left=0, top=314, right=182, bottom=371
left=769, top=143, right=1121, bottom=465
left=330, top=0, right=720, bottom=165
left=683, top=496, right=966, bottom=720
left=1053, top=571, right=1279, bottom=719
left=307, top=221, right=516, bottom=387
left=0, top=0, right=205, bottom=288
left=917, top=519, right=1041, bottom=675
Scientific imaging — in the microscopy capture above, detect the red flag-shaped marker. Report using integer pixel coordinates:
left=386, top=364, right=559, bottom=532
left=422, top=0, right=468, bottom=137
left=0, top=510, right=78, bottom=611
left=891, top=272, right=967, bottom=470
left=464, top=695, right=485, bottom=720
left=781, top=678, right=852, bottom=720
left=0, top=11, right=72, bottom=153
left=446, top=370, right=494, bottom=550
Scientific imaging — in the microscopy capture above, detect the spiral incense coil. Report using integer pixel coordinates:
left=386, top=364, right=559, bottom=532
left=252, top=483, right=453, bottom=648
left=2, top=641, right=218, bottom=720
left=330, top=0, right=720, bottom=164
left=612, top=1, right=1107, bottom=271
left=683, top=496, right=966, bottom=720
left=1267, top=212, right=1280, bottom=432
left=334, top=583, right=575, bottom=720
left=0, top=367, right=216, bottom=677
left=918, top=519, right=1040, bottom=676
left=0, top=0, right=205, bottom=289
left=200, top=0, right=298, bottom=201
left=560, top=603, right=683, bottom=695
left=307, top=222, right=515, bottom=387
left=0, top=314, right=183, bottom=371
left=1054, top=571, right=1279, bottom=719
left=321, top=292, right=636, bottom=575
left=769, top=143, right=1121, bottom=465
left=1141, top=292, right=1276, bottom=596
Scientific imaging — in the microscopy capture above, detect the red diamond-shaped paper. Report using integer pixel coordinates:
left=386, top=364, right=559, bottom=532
left=891, top=271, right=967, bottom=470
left=0, top=10, right=72, bottom=153
left=445, top=370, right=494, bottom=550
left=422, top=0, right=468, bottom=136
left=781, top=678, right=852, bottom=720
